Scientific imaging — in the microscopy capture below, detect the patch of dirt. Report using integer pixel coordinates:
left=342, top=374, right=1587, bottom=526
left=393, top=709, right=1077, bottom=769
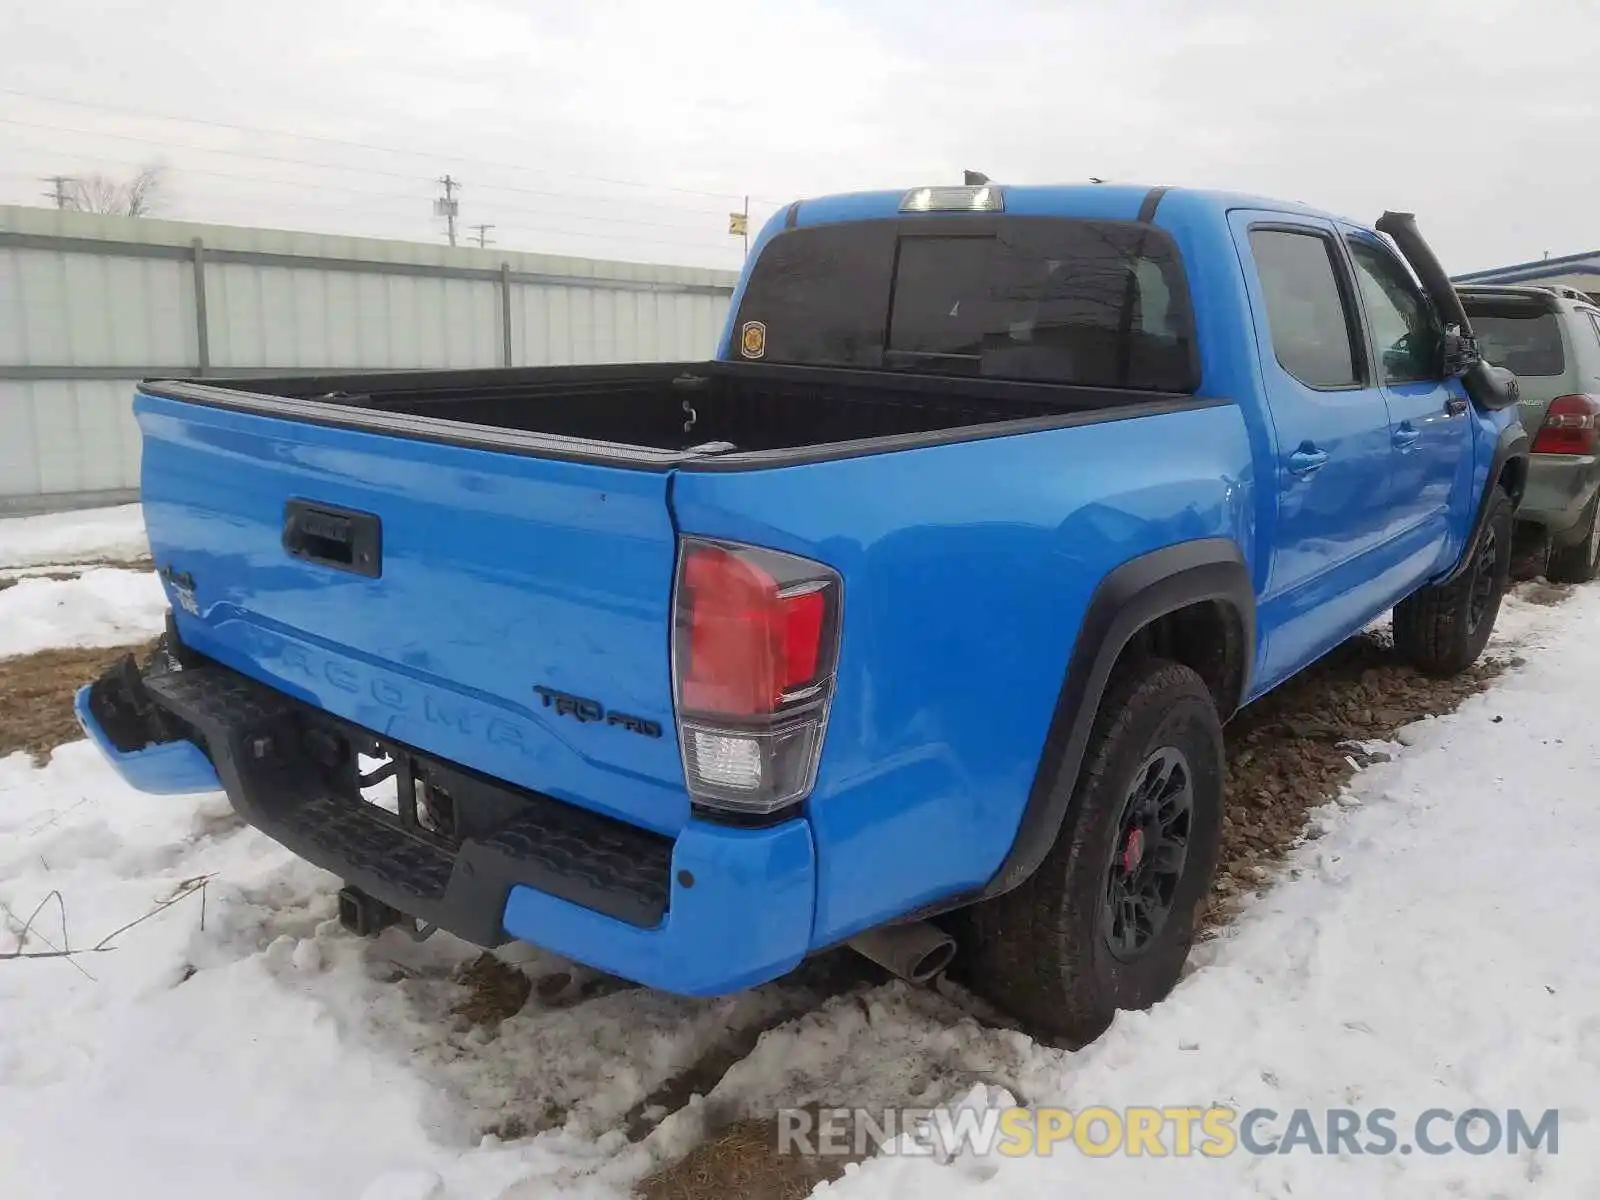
left=101, top=555, right=154, bottom=573
left=0, top=570, right=79, bottom=593
left=0, top=556, right=154, bottom=591
left=1518, top=581, right=1573, bottom=607
left=622, top=952, right=877, bottom=1144
left=451, top=952, right=533, bottom=1026
left=1205, top=626, right=1511, bottom=925
left=481, top=1099, right=568, bottom=1143
left=0, top=640, right=159, bottom=763
left=635, top=1117, right=846, bottom=1200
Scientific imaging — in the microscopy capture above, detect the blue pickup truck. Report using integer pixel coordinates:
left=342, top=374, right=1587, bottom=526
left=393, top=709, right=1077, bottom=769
left=79, top=182, right=1524, bottom=1046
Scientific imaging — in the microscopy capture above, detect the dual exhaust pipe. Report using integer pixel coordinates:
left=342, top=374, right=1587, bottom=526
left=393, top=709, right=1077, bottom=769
left=847, top=920, right=957, bottom=985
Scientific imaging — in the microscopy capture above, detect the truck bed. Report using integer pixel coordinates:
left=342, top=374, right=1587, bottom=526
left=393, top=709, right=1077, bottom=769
left=141, top=360, right=1196, bottom=466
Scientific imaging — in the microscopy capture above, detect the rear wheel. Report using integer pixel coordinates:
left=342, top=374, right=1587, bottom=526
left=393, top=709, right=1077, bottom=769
left=1393, top=485, right=1512, bottom=677
left=955, top=659, right=1224, bottom=1047
left=1546, top=493, right=1600, bottom=584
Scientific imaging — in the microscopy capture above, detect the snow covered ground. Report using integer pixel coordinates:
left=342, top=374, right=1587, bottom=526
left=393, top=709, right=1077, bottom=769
left=0, top=503, right=148, bottom=571
left=0, top=568, right=170, bottom=658
left=2, top=507, right=1596, bottom=1199
left=0, top=505, right=165, bottom=656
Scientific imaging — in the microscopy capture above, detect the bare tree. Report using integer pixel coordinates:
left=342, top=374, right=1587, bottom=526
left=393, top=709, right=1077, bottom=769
left=67, top=164, right=167, bottom=217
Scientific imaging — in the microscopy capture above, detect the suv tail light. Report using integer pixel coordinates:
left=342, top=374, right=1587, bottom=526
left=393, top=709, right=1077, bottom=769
left=1531, top=394, right=1600, bottom=455
left=672, top=538, right=841, bottom=818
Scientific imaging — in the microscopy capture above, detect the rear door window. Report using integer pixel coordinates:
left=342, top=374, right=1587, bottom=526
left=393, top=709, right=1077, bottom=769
left=732, top=218, right=1199, bottom=392
left=1462, top=299, right=1566, bottom=377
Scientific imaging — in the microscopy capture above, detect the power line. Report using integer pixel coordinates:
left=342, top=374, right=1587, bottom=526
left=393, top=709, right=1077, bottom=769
left=467, top=223, right=495, bottom=248
left=0, top=170, right=753, bottom=261
left=0, top=140, right=762, bottom=239
left=0, top=113, right=763, bottom=220
left=1, top=181, right=750, bottom=259
left=0, top=86, right=788, bottom=207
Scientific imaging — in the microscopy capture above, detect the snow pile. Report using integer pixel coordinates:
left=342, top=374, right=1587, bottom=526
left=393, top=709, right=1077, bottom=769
left=0, top=741, right=846, bottom=1199
left=0, top=504, right=148, bottom=569
left=0, top=568, right=169, bottom=659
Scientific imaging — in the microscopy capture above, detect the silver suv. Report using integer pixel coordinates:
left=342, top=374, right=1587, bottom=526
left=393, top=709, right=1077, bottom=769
left=1461, top=284, right=1600, bottom=582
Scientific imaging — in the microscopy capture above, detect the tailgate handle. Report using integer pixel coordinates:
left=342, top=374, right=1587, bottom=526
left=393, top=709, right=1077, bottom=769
left=283, top=500, right=382, bottom=578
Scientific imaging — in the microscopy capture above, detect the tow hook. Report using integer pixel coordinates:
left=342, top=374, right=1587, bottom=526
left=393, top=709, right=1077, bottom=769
left=337, top=886, right=401, bottom=937
left=336, top=885, right=437, bottom=942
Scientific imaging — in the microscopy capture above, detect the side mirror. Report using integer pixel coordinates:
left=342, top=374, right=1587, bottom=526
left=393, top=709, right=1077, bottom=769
left=1461, top=359, right=1521, bottom=412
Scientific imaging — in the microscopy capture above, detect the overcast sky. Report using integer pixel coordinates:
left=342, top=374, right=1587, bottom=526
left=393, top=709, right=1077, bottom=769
left=1, top=0, right=1594, bottom=273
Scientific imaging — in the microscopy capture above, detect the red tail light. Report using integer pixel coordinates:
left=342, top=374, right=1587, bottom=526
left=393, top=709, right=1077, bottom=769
left=1531, top=394, right=1600, bottom=456
left=679, top=545, right=829, bottom=716
left=673, top=538, right=841, bottom=817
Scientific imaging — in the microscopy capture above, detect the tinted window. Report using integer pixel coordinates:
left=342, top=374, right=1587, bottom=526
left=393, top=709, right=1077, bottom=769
left=1346, top=238, right=1438, bottom=383
left=1586, top=312, right=1600, bottom=354
left=732, top=218, right=1199, bottom=392
left=1248, top=229, right=1360, bottom=388
left=1461, top=298, right=1566, bottom=377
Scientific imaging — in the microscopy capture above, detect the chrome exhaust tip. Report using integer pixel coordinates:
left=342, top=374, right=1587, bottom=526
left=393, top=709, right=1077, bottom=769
left=847, top=921, right=957, bottom=984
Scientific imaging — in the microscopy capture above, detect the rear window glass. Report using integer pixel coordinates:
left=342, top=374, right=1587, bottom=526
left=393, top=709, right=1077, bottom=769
left=732, top=218, right=1199, bottom=392
left=1462, top=300, right=1566, bottom=377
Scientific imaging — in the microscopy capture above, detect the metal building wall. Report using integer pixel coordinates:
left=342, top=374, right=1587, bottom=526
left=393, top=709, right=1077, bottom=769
left=0, top=205, right=738, bottom=513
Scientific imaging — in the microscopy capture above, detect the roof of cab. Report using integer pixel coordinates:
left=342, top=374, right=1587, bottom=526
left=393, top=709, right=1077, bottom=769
left=776, top=183, right=1356, bottom=232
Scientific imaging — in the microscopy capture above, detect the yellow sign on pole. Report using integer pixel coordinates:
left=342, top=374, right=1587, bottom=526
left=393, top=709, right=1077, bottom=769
left=728, top=212, right=749, bottom=237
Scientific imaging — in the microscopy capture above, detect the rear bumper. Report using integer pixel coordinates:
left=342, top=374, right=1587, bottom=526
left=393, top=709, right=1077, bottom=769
left=1517, top=453, right=1600, bottom=539
left=73, top=684, right=220, bottom=796
left=77, top=656, right=815, bottom=997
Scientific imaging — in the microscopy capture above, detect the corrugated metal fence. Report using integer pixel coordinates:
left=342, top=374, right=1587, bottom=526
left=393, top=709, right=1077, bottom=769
left=0, top=205, right=739, bottom=513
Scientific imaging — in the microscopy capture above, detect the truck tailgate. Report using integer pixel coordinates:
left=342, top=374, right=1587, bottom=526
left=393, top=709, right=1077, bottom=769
left=135, top=389, right=689, bottom=836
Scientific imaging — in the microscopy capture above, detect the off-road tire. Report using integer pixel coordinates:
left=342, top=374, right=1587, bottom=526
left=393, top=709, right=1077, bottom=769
left=953, top=658, right=1224, bottom=1048
left=1393, top=485, right=1513, bottom=677
left=1546, top=493, right=1600, bottom=585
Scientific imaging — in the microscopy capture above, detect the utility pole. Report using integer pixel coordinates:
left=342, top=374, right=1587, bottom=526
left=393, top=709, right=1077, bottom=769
left=434, top=174, right=461, bottom=246
left=468, top=223, right=495, bottom=248
left=728, top=196, right=751, bottom=258
left=41, top=175, right=77, bottom=210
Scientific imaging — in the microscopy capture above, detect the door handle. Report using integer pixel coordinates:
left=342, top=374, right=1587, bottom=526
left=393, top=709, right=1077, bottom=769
left=1393, top=425, right=1422, bottom=450
left=1288, top=446, right=1329, bottom=475
left=282, top=499, right=383, bottom=578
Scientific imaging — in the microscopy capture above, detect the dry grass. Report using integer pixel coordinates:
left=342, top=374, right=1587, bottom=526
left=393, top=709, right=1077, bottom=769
left=452, top=952, right=535, bottom=1026
left=636, top=1118, right=846, bottom=1200
left=0, top=640, right=159, bottom=763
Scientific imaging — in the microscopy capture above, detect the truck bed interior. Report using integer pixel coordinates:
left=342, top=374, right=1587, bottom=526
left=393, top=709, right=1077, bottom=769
left=174, top=361, right=1182, bottom=455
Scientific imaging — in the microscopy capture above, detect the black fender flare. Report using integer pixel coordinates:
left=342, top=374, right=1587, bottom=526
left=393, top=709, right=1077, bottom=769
left=1438, top=421, right=1529, bottom=585
left=978, top=537, right=1255, bottom=901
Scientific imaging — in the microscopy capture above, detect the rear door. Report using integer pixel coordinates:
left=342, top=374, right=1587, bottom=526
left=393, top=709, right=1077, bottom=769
left=1340, top=229, right=1472, bottom=551
left=136, top=390, right=689, bottom=836
left=1231, top=212, right=1396, bottom=680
